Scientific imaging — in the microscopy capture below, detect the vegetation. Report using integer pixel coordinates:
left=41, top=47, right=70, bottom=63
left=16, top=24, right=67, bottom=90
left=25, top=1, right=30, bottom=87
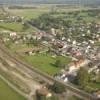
left=23, top=53, right=71, bottom=75
left=51, top=82, right=66, bottom=93
left=26, top=39, right=42, bottom=47
left=0, top=78, right=26, bottom=100
left=0, top=22, right=35, bottom=32
left=54, top=59, right=63, bottom=68
left=75, top=67, right=90, bottom=89
left=36, top=91, right=46, bottom=100
left=7, top=8, right=50, bottom=20
left=36, top=91, right=58, bottom=100
left=68, top=95, right=82, bottom=100
left=30, top=9, right=100, bottom=32
left=54, top=58, right=68, bottom=68
left=97, top=70, right=100, bottom=82
left=74, top=67, right=100, bottom=92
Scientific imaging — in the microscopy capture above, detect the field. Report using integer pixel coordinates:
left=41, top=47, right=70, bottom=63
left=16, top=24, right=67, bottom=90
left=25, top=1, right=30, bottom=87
left=0, top=78, right=26, bottom=100
left=0, top=7, right=49, bottom=32
left=23, top=53, right=72, bottom=75
left=7, top=6, right=89, bottom=20
left=0, top=22, right=36, bottom=32
left=7, top=8, right=50, bottom=20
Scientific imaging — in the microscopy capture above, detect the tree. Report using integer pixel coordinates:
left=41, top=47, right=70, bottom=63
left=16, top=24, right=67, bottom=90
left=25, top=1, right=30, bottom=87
left=55, top=34, right=61, bottom=40
left=54, top=59, right=62, bottom=67
left=36, top=90, right=59, bottom=100
left=51, top=82, right=66, bottom=93
left=47, top=95, right=59, bottom=100
left=76, top=67, right=89, bottom=88
left=54, top=57, right=66, bottom=68
left=36, top=91, right=46, bottom=100
left=27, top=38, right=41, bottom=47
left=97, top=70, right=100, bottom=82
left=68, top=96, right=82, bottom=100
left=22, top=22, right=29, bottom=31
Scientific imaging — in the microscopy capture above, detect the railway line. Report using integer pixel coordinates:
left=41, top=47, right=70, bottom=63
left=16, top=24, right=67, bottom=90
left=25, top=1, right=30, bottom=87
left=0, top=44, right=97, bottom=100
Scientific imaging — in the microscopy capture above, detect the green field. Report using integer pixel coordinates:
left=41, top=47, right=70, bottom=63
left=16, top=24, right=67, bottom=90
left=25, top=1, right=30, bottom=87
left=7, top=6, right=96, bottom=20
left=23, top=53, right=72, bottom=75
left=8, top=8, right=50, bottom=20
left=0, top=78, right=26, bottom=100
left=0, top=22, right=36, bottom=32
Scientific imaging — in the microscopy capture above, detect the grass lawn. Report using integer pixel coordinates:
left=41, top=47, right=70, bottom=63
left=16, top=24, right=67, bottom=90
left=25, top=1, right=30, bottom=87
left=0, top=78, right=26, bottom=100
left=0, top=22, right=36, bottom=32
left=9, top=44, right=33, bottom=52
left=23, top=53, right=72, bottom=75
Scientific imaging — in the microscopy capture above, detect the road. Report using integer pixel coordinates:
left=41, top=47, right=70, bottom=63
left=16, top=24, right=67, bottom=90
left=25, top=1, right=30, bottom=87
left=0, top=44, right=97, bottom=100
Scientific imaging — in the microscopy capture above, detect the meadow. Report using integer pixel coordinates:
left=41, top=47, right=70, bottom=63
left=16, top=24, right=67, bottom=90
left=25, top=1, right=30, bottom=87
left=0, top=22, right=36, bottom=32
left=23, top=53, right=72, bottom=75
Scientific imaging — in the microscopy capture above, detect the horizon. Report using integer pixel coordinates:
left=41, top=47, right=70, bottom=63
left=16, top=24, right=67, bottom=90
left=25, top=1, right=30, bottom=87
left=0, top=0, right=100, bottom=5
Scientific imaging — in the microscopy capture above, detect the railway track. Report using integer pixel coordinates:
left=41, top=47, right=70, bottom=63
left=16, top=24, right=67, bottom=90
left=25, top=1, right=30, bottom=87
left=0, top=44, right=97, bottom=100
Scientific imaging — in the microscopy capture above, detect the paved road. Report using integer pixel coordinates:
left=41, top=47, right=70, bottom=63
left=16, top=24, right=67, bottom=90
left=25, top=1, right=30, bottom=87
left=0, top=44, right=97, bottom=100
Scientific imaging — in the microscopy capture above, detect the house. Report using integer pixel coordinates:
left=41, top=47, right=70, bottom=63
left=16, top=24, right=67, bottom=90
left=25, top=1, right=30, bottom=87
left=88, top=61, right=100, bottom=74
left=72, top=50, right=81, bottom=56
left=10, top=32, right=17, bottom=37
left=94, top=90, right=100, bottom=99
left=49, top=39, right=64, bottom=48
left=51, top=28, right=56, bottom=36
left=67, top=59, right=89, bottom=73
left=3, top=38, right=10, bottom=42
left=72, top=40, right=77, bottom=45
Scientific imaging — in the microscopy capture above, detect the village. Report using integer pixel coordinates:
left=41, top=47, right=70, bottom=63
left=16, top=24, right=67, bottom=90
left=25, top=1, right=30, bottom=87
left=0, top=4, right=99, bottom=100
left=0, top=16, right=100, bottom=98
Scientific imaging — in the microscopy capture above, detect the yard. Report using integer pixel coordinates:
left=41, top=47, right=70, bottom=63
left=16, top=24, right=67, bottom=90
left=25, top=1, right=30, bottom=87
left=23, top=53, right=72, bottom=75
left=0, top=78, right=26, bottom=100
